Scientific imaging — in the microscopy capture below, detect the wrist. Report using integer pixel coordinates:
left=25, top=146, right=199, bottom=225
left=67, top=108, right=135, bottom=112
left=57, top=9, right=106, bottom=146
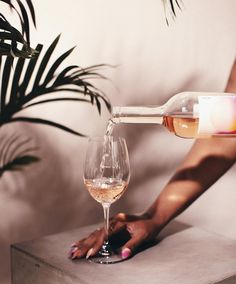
left=142, top=211, right=167, bottom=231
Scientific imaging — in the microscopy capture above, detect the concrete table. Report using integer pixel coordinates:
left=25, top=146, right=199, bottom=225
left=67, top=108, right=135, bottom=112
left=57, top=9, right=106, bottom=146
left=11, top=221, right=236, bottom=284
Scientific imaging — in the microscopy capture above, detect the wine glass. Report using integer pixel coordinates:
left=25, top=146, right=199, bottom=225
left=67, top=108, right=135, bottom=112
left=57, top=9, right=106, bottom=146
left=83, top=136, right=130, bottom=264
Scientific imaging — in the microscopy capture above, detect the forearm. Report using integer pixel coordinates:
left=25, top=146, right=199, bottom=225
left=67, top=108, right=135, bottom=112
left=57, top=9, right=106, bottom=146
left=146, top=138, right=236, bottom=228
left=146, top=59, right=236, bottom=229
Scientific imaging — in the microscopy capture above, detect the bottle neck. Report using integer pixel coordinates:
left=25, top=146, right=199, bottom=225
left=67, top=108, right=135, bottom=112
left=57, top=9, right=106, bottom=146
left=111, top=105, right=165, bottom=124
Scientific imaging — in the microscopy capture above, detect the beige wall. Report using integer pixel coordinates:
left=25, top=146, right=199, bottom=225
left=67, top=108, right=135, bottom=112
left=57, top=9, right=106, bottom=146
left=1, top=1, right=236, bottom=283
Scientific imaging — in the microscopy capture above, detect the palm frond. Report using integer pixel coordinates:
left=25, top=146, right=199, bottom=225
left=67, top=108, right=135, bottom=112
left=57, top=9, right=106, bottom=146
left=162, top=0, right=183, bottom=25
left=19, top=44, right=43, bottom=97
left=8, top=117, right=87, bottom=137
left=41, top=46, right=76, bottom=88
left=0, top=35, right=110, bottom=136
left=1, top=55, right=14, bottom=111
left=10, top=55, right=24, bottom=104
left=2, top=135, right=31, bottom=165
left=31, top=35, right=60, bottom=92
left=0, top=133, right=39, bottom=176
left=0, top=155, right=39, bottom=175
left=22, top=97, right=91, bottom=109
left=0, top=133, right=19, bottom=167
left=0, top=0, right=37, bottom=57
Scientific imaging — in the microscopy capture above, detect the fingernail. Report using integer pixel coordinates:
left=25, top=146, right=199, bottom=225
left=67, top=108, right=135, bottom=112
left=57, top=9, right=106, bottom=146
left=71, top=250, right=80, bottom=260
left=68, top=247, right=78, bottom=259
left=71, top=254, right=77, bottom=260
left=70, top=247, right=78, bottom=255
left=121, top=248, right=131, bottom=259
left=86, top=248, right=94, bottom=259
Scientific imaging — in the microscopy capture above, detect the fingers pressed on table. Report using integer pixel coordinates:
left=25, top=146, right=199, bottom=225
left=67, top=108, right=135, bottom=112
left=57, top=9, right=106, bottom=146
left=69, top=229, right=105, bottom=260
left=69, top=241, right=93, bottom=259
left=120, top=233, right=146, bottom=260
left=119, top=220, right=154, bottom=259
left=87, top=231, right=105, bottom=258
left=121, top=247, right=132, bottom=259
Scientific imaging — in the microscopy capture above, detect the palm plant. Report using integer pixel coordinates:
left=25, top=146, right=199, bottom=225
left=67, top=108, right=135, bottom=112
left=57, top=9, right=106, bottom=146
left=0, top=34, right=110, bottom=136
left=0, top=1, right=111, bottom=173
left=0, top=0, right=36, bottom=57
left=0, top=0, right=181, bottom=173
left=162, top=0, right=182, bottom=25
left=0, top=34, right=111, bottom=172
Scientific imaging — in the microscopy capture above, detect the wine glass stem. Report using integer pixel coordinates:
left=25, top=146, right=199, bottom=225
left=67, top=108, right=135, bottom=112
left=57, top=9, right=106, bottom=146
left=103, top=203, right=110, bottom=245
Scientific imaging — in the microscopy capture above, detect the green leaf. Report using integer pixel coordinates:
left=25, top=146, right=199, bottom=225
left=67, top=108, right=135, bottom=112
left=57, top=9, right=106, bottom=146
left=37, top=87, right=85, bottom=95
left=1, top=0, right=36, bottom=38
left=1, top=135, right=32, bottom=166
left=6, top=137, right=35, bottom=164
left=0, top=31, right=24, bottom=43
left=42, top=46, right=75, bottom=87
left=0, top=155, right=39, bottom=175
left=1, top=55, right=14, bottom=111
left=10, top=55, right=25, bottom=105
left=0, top=53, right=1, bottom=71
left=0, top=131, right=39, bottom=175
left=19, top=44, right=43, bottom=98
left=103, top=98, right=111, bottom=112
left=52, top=65, right=79, bottom=86
left=17, top=88, right=88, bottom=110
left=175, top=0, right=181, bottom=9
left=7, top=116, right=87, bottom=137
left=0, top=35, right=111, bottom=136
left=0, top=17, right=37, bottom=57
left=0, top=41, right=33, bottom=57
left=22, top=97, right=90, bottom=109
left=169, top=0, right=176, bottom=16
left=162, top=0, right=182, bottom=25
left=0, top=1, right=37, bottom=57
left=31, top=34, right=61, bottom=92
left=15, top=0, right=31, bottom=43
left=95, top=96, right=101, bottom=114
left=0, top=133, right=19, bottom=167
left=25, top=0, right=36, bottom=26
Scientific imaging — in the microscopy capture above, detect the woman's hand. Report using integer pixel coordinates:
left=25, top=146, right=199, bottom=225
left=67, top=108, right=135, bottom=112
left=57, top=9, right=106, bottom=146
left=68, top=213, right=161, bottom=260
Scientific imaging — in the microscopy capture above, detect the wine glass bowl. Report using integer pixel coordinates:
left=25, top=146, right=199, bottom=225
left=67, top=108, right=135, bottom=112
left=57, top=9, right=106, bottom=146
left=83, top=136, right=130, bottom=264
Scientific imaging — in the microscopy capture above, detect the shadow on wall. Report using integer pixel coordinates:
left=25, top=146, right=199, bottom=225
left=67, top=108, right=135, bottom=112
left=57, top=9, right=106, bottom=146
left=111, top=123, right=193, bottom=214
left=0, top=109, right=188, bottom=284
left=0, top=74, right=202, bottom=283
left=0, top=120, right=101, bottom=284
left=0, top=112, right=167, bottom=284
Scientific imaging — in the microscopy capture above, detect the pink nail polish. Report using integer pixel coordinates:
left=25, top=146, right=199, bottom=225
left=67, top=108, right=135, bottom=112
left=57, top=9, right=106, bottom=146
left=68, top=247, right=77, bottom=257
left=121, top=248, right=131, bottom=259
left=86, top=248, right=94, bottom=259
left=70, top=248, right=81, bottom=260
left=71, top=247, right=78, bottom=254
left=71, top=253, right=77, bottom=260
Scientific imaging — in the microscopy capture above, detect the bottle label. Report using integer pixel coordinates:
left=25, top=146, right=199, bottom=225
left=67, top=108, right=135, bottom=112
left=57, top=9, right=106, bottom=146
left=198, top=96, right=236, bottom=135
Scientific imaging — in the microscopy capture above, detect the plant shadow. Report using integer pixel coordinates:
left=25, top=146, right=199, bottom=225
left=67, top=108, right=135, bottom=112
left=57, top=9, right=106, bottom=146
left=0, top=133, right=40, bottom=177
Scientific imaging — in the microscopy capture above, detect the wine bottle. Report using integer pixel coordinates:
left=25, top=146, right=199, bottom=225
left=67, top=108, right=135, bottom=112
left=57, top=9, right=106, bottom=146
left=110, top=92, right=236, bottom=138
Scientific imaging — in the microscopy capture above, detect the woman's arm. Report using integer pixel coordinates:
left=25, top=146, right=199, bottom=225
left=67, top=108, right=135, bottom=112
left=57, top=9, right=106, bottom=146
left=69, top=60, right=236, bottom=260
left=146, top=136, right=236, bottom=230
left=140, top=59, right=236, bottom=244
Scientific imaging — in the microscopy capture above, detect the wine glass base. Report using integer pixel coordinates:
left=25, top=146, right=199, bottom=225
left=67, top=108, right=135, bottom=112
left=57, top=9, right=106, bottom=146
left=88, top=253, right=124, bottom=264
